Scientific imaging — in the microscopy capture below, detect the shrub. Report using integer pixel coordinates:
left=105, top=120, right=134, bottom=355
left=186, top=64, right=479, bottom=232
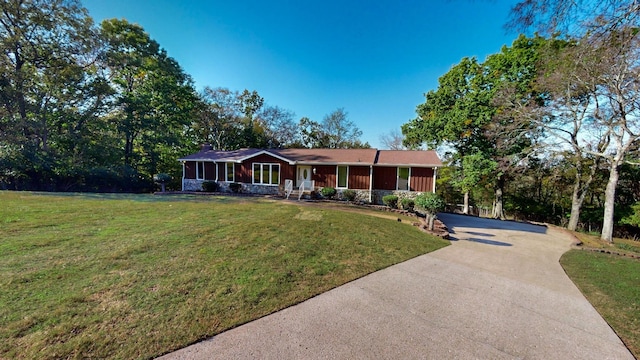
left=153, top=173, right=172, bottom=193
left=415, top=193, right=445, bottom=230
left=382, top=195, right=399, bottom=209
left=229, top=183, right=242, bottom=193
left=321, top=187, right=337, bottom=198
left=202, top=181, right=219, bottom=192
left=342, top=189, right=357, bottom=202
left=401, top=198, right=415, bottom=211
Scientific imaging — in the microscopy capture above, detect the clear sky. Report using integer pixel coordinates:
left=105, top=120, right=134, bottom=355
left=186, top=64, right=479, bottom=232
left=82, top=0, right=520, bottom=148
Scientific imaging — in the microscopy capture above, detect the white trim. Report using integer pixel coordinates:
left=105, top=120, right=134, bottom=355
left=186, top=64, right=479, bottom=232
left=196, top=161, right=205, bottom=180
left=237, top=150, right=296, bottom=165
left=297, top=166, right=312, bottom=187
left=396, top=167, right=410, bottom=191
left=369, top=165, right=373, bottom=203
left=181, top=161, right=185, bottom=191
left=215, top=161, right=219, bottom=181
left=252, top=162, right=280, bottom=186
left=225, top=162, right=235, bottom=182
left=433, top=167, right=438, bottom=193
left=336, top=165, right=349, bottom=189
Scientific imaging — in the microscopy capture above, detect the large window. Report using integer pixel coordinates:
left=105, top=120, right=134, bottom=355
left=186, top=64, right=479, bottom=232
left=253, top=163, right=280, bottom=185
left=226, top=162, right=234, bottom=182
left=337, top=165, right=348, bottom=188
left=397, top=167, right=410, bottom=190
left=196, top=162, right=204, bottom=180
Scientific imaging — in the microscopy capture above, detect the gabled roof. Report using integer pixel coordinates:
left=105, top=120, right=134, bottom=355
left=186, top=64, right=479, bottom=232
left=376, top=150, right=442, bottom=167
left=179, top=147, right=441, bottom=167
left=270, top=148, right=378, bottom=165
left=178, top=148, right=263, bottom=162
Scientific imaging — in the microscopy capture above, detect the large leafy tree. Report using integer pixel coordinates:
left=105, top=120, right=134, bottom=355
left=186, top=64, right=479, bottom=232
left=0, top=0, right=107, bottom=189
left=298, top=108, right=369, bottom=149
left=404, top=35, right=545, bottom=218
left=508, top=0, right=640, bottom=242
left=100, top=19, right=198, bottom=186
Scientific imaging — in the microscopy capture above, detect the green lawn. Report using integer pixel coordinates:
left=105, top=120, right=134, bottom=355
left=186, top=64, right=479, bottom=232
left=561, top=250, right=640, bottom=358
left=0, top=191, right=449, bottom=359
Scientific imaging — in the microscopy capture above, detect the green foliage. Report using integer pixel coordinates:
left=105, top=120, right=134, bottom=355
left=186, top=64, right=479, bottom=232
left=342, top=189, right=357, bottom=202
left=561, top=250, right=640, bottom=358
left=382, top=195, right=399, bottom=209
left=202, top=181, right=219, bottom=192
left=414, top=193, right=445, bottom=215
left=298, top=109, right=369, bottom=149
left=154, top=173, right=172, bottom=183
left=401, top=198, right=415, bottom=211
left=321, top=187, right=337, bottom=198
left=621, top=202, right=640, bottom=228
left=454, top=152, right=497, bottom=194
left=229, top=183, right=242, bottom=193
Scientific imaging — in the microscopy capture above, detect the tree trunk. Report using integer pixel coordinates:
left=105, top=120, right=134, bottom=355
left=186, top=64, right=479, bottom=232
left=463, top=191, right=470, bottom=214
left=601, top=162, right=621, bottom=243
left=492, top=175, right=505, bottom=220
left=567, top=158, right=599, bottom=231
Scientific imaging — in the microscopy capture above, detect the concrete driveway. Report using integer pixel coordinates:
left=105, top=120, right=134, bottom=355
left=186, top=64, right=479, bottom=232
left=159, top=213, right=633, bottom=359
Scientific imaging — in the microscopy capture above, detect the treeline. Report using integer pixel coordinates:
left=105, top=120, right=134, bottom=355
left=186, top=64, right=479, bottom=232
left=403, top=1, right=640, bottom=241
left=0, top=0, right=367, bottom=193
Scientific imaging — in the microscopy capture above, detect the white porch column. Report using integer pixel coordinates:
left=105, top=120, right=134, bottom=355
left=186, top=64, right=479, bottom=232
left=369, top=165, right=373, bottom=203
left=181, top=161, right=185, bottom=191
left=433, top=167, right=438, bottom=193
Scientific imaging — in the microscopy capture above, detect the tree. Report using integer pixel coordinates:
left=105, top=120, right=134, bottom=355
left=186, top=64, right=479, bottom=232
left=322, top=108, right=366, bottom=148
left=192, top=87, right=243, bottom=150
left=298, top=109, right=368, bottom=149
left=454, top=153, right=497, bottom=215
left=100, top=19, right=198, bottom=187
left=0, top=0, right=107, bottom=190
left=402, top=56, right=491, bottom=214
left=508, top=0, right=640, bottom=242
left=258, top=105, right=300, bottom=148
left=379, top=129, right=411, bottom=150
left=415, top=192, right=446, bottom=231
left=508, top=0, right=640, bottom=37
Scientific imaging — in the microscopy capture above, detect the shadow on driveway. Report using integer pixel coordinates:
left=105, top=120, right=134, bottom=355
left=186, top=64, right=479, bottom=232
left=438, top=212, right=548, bottom=235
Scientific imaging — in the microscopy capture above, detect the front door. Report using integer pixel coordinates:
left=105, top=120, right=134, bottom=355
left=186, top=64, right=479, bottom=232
left=297, top=166, right=312, bottom=188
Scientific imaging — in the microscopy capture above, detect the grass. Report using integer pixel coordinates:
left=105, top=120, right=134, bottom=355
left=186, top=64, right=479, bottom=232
left=561, top=250, right=640, bottom=358
left=0, top=191, right=449, bottom=359
left=572, top=231, right=640, bottom=255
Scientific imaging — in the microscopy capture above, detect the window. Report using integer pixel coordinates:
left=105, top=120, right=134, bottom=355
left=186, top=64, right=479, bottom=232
left=252, top=163, right=280, bottom=185
left=196, top=161, right=204, bottom=180
left=337, top=165, right=348, bottom=188
left=226, top=162, right=234, bottom=182
left=397, top=167, right=410, bottom=190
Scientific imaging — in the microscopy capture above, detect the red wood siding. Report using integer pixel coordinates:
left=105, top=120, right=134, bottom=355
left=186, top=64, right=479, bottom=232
left=373, top=167, right=397, bottom=190
left=204, top=162, right=216, bottom=180
left=217, top=163, right=225, bottom=180
left=312, top=165, right=336, bottom=188
left=238, top=153, right=293, bottom=185
left=348, top=166, right=370, bottom=190
left=184, top=162, right=196, bottom=179
left=281, top=163, right=295, bottom=183
left=411, top=167, right=434, bottom=192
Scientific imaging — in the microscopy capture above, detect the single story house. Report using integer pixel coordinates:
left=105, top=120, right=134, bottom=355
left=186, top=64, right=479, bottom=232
left=178, top=145, right=442, bottom=204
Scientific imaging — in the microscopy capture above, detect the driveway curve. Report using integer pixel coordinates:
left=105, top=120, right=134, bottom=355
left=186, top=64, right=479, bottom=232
left=159, top=213, right=633, bottom=359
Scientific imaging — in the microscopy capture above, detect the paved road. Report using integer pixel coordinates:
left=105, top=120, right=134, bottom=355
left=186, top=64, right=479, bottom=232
left=159, top=213, right=633, bottom=359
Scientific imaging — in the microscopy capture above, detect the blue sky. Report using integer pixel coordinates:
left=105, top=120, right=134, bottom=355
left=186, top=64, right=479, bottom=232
left=83, top=0, right=519, bottom=148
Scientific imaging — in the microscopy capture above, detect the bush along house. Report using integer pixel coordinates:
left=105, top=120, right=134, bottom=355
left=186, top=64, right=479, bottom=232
left=178, top=144, right=442, bottom=204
